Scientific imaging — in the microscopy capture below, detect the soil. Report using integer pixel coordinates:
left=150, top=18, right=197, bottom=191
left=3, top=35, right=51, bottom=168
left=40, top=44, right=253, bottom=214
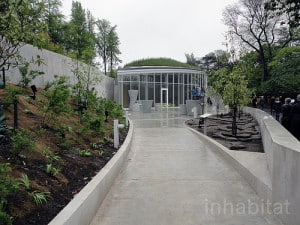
left=0, top=84, right=128, bottom=225
left=186, top=112, right=264, bottom=153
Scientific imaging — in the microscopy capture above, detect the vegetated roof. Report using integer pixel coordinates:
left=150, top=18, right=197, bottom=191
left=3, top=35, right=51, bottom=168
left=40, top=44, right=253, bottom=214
left=124, top=57, right=198, bottom=69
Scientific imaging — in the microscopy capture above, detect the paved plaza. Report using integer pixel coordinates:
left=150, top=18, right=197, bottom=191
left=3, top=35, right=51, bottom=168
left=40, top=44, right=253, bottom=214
left=90, top=109, right=283, bottom=225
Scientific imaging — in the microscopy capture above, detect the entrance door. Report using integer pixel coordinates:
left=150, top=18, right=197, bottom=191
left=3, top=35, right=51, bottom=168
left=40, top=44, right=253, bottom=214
left=161, top=88, right=168, bottom=108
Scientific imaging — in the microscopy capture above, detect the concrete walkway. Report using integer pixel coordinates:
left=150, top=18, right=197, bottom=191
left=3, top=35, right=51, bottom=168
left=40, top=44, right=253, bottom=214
left=90, top=109, right=282, bottom=225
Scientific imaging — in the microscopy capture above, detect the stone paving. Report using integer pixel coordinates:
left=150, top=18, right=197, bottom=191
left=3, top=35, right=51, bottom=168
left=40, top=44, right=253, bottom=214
left=90, top=109, right=283, bottom=225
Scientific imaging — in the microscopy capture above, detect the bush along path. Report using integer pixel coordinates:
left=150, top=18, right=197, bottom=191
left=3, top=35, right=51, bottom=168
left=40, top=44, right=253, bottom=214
left=0, top=79, right=128, bottom=225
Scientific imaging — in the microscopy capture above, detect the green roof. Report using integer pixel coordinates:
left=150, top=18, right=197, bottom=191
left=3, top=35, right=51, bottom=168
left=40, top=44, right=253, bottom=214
left=124, top=58, right=198, bottom=69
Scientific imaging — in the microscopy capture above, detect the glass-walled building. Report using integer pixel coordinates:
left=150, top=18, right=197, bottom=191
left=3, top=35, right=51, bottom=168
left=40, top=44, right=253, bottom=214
left=117, top=65, right=206, bottom=108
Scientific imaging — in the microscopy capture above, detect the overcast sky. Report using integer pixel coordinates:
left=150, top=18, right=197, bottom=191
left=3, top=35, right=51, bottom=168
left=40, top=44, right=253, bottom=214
left=62, top=0, right=237, bottom=66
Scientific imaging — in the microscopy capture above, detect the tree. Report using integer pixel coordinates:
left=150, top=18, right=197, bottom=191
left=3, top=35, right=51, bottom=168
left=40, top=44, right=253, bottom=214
left=107, top=25, right=121, bottom=77
left=185, top=53, right=197, bottom=66
left=265, top=0, right=300, bottom=28
left=41, top=0, right=64, bottom=43
left=260, top=46, right=300, bottom=96
left=223, top=0, right=297, bottom=84
left=219, top=66, right=251, bottom=136
left=0, top=0, right=46, bottom=69
left=64, top=1, right=95, bottom=64
left=95, top=19, right=121, bottom=76
left=198, top=50, right=231, bottom=72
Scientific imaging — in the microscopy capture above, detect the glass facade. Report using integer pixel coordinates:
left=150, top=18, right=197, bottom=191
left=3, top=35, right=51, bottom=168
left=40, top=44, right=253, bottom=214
left=117, top=66, right=206, bottom=108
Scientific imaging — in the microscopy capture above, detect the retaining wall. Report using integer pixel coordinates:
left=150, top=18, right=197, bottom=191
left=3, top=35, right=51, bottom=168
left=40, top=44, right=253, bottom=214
left=5, top=44, right=114, bottom=99
left=243, top=107, right=300, bottom=225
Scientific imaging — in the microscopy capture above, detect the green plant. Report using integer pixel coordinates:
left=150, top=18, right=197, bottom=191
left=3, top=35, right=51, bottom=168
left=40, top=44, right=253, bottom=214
left=24, top=96, right=34, bottom=103
left=0, top=163, right=19, bottom=225
left=90, top=142, right=98, bottom=149
left=32, top=191, right=51, bottom=206
left=104, top=136, right=113, bottom=143
left=9, top=128, right=36, bottom=157
left=41, top=76, right=72, bottom=127
left=78, top=149, right=92, bottom=157
left=98, top=149, right=105, bottom=156
left=46, top=164, right=61, bottom=176
left=2, top=86, right=24, bottom=109
left=19, top=174, right=30, bottom=190
left=0, top=211, right=13, bottom=225
left=18, top=55, right=45, bottom=88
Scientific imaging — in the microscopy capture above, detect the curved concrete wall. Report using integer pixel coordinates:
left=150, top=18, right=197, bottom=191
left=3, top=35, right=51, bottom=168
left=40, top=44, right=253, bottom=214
left=6, top=44, right=114, bottom=99
left=243, top=107, right=300, bottom=225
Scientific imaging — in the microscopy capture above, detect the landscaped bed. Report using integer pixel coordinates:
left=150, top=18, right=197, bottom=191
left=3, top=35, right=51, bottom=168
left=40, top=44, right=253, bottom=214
left=186, top=112, right=264, bottom=153
left=0, top=84, right=128, bottom=225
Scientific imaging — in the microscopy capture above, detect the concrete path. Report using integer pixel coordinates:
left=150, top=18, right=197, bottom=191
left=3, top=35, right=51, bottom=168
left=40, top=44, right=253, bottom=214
left=90, top=109, right=282, bottom=225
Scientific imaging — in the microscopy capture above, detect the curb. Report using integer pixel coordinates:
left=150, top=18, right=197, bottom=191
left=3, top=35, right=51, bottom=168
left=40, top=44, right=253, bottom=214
left=49, top=119, right=134, bottom=225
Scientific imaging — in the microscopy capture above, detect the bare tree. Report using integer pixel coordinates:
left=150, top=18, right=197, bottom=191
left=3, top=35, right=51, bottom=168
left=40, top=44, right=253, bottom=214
left=223, top=0, right=296, bottom=83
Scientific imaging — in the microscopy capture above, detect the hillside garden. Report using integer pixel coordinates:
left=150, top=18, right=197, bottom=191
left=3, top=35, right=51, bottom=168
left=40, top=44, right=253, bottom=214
left=0, top=79, right=127, bottom=225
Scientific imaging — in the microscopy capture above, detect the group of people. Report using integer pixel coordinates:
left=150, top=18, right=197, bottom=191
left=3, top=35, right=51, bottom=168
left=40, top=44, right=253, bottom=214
left=252, top=94, right=300, bottom=141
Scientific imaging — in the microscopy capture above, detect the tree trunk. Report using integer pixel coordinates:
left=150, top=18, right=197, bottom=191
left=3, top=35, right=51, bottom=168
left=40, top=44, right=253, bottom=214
left=232, top=106, right=237, bottom=137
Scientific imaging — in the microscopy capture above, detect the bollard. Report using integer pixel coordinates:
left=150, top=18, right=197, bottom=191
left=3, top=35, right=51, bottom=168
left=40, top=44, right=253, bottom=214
left=200, top=113, right=212, bottom=136
left=125, top=110, right=129, bottom=127
left=203, top=117, right=207, bottom=135
left=114, top=119, right=125, bottom=149
left=192, top=107, right=197, bottom=118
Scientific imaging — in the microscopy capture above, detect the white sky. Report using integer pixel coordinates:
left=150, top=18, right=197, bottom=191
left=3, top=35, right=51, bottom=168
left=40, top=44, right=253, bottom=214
left=62, top=0, right=237, bottom=66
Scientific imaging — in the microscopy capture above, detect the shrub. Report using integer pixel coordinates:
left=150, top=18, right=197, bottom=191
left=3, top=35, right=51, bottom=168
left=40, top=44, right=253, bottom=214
left=41, top=76, right=72, bottom=127
left=2, top=86, right=24, bottom=109
left=9, top=128, right=36, bottom=157
left=0, top=163, right=19, bottom=225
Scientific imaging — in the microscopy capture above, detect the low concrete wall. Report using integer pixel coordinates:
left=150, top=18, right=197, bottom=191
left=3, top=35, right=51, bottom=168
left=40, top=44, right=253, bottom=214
left=243, top=107, right=300, bottom=225
left=186, top=126, right=272, bottom=206
left=6, top=44, right=114, bottom=99
left=48, top=120, right=133, bottom=225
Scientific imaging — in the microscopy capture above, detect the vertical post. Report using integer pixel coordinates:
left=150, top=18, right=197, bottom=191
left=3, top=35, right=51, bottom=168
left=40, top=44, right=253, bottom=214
left=125, top=110, right=128, bottom=127
left=114, top=119, right=119, bottom=149
left=13, top=98, right=18, bottom=129
left=203, top=117, right=207, bottom=136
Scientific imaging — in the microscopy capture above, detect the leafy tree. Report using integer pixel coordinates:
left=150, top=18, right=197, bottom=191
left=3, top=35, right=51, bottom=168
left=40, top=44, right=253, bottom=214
left=236, top=51, right=263, bottom=89
left=0, top=0, right=46, bottom=69
left=198, top=50, right=231, bottom=72
left=65, top=1, right=95, bottom=63
left=223, top=0, right=297, bottom=84
left=185, top=53, right=197, bottom=66
left=95, top=19, right=121, bottom=76
left=259, top=46, right=300, bottom=96
left=221, top=66, right=251, bottom=136
left=84, top=10, right=97, bottom=65
left=107, top=26, right=121, bottom=77
left=208, top=68, right=231, bottom=91
left=41, top=0, right=65, bottom=45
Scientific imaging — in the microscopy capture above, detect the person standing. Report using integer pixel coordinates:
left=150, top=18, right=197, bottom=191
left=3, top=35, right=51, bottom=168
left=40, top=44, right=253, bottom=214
left=260, top=96, right=266, bottom=109
left=273, top=97, right=282, bottom=121
left=281, top=98, right=292, bottom=131
left=270, top=96, right=275, bottom=115
left=289, top=94, right=300, bottom=140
